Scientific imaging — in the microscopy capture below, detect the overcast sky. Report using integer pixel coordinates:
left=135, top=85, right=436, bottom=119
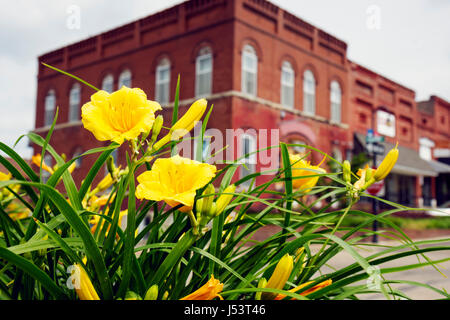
left=0, top=0, right=449, bottom=158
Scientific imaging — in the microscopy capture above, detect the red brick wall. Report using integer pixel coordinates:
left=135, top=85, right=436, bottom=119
left=348, top=61, right=418, bottom=151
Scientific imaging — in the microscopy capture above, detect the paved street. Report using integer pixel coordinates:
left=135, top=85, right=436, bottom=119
left=312, top=238, right=450, bottom=300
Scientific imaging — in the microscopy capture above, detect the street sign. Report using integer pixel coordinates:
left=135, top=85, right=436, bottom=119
left=366, top=180, right=385, bottom=196
left=366, top=142, right=385, bottom=155
left=366, top=135, right=385, bottom=144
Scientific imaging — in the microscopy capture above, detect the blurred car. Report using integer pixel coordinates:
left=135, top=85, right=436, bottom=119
left=427, top=201, right=450, bottom=217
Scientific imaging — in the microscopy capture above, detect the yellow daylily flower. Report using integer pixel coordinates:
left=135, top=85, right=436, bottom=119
left=135, top=155, right=216, bottom=212
left=31, top=154, right=76, bottom=175
left=261, top=254, right=294, bottom=300
left=274, top=279, right=332, bottom=300
left=289, top=154, right=326, bottom=192
left=71, top=263, right=100, bottom=300
left=374, top=143, right=399, bottom=181
left=8, top=210, right=31, bottom=221
left=32, top=154, right=54, bottom=174
left=89, top=209, right=128, bottom=237
left=0, top=171, right=11, bottom=181
left=81, top=86, right=162, bottom=145
left=354, top=164, right=374, bottom=191
left=180, top=275, right=224, bottom=300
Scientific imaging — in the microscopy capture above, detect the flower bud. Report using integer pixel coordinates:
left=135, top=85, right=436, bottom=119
left=255, top=278, right=267, bottom=300
left=374, top=144, right=399, bottom=181
left=343, top=160, right=351, bottom=183
left=149, top=115, right=164, bottom=143
left=261, top=254, right=294, bottom=300
left=171, top=99, right=207, bottom=138
left=215, top=185, right=236, bottom=217
left=144, top=284, right=159, bottom=300
left=125, top=291, right=142, bottom=300
left=201, top=184, right=215, bottom=216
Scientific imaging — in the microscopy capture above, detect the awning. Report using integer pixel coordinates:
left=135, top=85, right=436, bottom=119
left=428, top=160, right=450, bottom=173
left=355, top=133, right=437, bottom=177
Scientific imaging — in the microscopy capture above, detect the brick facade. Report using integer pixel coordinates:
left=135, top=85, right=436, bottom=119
left=33, top=0, right=449, bottom=204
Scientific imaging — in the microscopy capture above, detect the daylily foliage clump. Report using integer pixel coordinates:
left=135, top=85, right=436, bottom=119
left=0, top=66, right=449, bottom=301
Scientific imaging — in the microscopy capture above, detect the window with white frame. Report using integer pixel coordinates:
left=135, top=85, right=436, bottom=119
left=195, top=47, right=213, bottom=98
left=102, top=74, right=114, bottom=93
left=118, top=69, right=132, bottom=88
left=330, top=80, right=342, bottom=123
left=69, top=84, right=81, bottom=122
left=281, top=61, right=294, bottom=109
left=44, top=90, right=56, bottom=126
left=419, top=137, right=435, bottom=161
left=155, top=58, right=170, bottom=104
left=241, top=45, right=258, bottom=96
left=239, top=133, right=257, bottom=187
left=303, top=70, right=316, bottom=115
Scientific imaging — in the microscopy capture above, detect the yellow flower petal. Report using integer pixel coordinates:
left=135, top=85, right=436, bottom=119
left=289, top=154, right=326, bottom=192
left=136, top=155, right=216, bottom=210
left=180, top=275, right=224, bottom=300
left=81, top=86, right=162, bottom=144
left=261, top=254, right=294, bottom=300
left=274, top=279, right=332, bottom=300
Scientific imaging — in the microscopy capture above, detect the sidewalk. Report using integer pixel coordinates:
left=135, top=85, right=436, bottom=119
left=245, top=225, right=450, bottom=300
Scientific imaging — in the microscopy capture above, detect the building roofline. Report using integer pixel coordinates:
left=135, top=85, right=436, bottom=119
left=348, top=59, right=416, bottom=96
left=38, top=0, right=187, bottom=60
left=38, top=0, right=348, bottom=62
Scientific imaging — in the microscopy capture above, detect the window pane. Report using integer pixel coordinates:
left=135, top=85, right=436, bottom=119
left=119, top=70, right=132, bottom=88
left=304, top=93, right=315, bottom=115
left=196, top=72, right=212, bottom=97
left=198, top=55, right=212, bottom=72
left=156, top=64, right=170, bottom=103
left=241, top=46, right=257, bottom=96
left=69, top=86, right=80, bottom=122
left=243, top=71, right=256, bottom=96
left=196, top=54, right=212, bottom=97
left=281, top=84, right=294, bottom=108
left=44, top=92, right=55, bottom=126
left=102, top=75, right=114, bottom=93
left=240, top=134, right=256, bottom=188
left=330, top=81, right=342, bottom=123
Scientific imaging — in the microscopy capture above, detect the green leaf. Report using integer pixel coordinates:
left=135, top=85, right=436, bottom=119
left=0, top=247, right=68, bottom=299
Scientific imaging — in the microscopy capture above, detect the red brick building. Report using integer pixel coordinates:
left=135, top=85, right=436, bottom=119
left=416, top=96, right=450, bottom=206
left=33, top=0, right=449, bottom=207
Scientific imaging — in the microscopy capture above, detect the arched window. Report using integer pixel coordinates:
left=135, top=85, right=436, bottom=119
left=195, top=47, right=213, bottom=98
left=239, top=133, right=257, bottom=188
left=303, top=70, right=316, bottom=115
left=330, top=80, right=342, bottom=123
left=155, top=58, right=171, bottom=104
left=69, top=84, right=81, bottom=122
left=102, top=74, right=114, bottom=93
left=44, top=90, right=56, bottom=126
left=281, top=61, right=294, bottom=109
left=118, top=69, right=132, bottom=88
left=241, top=45, right=258, bottom=96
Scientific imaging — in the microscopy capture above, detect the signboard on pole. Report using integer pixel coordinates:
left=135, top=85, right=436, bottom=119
left=366, top=142, right=385, bottom=155
left=376, top=110, right=396, bottom=138
left=366, top=180, right=385, bottom=197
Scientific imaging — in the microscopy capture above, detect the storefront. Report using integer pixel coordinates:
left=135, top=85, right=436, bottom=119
left=354, top=133, right=438, bottom=208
